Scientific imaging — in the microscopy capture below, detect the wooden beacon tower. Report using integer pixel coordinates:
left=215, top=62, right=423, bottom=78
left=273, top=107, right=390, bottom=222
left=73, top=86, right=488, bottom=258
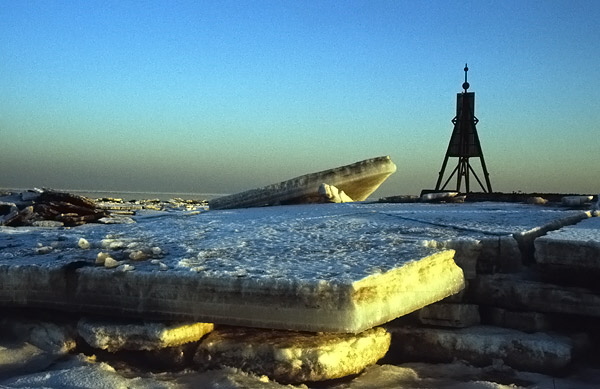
left=434, top=64, right=493, bottom=193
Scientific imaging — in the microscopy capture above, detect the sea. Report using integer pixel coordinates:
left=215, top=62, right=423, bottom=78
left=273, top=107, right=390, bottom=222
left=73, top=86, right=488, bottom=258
left=1, top=188, right=227, bottom=201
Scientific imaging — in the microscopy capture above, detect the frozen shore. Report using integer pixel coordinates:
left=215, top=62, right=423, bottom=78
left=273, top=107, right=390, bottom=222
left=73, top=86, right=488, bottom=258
left=1, top=189, right=600, bottom=387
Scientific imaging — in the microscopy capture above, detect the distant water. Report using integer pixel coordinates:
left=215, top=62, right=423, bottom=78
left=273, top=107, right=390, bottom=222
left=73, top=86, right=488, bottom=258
left=1, top=188, right=227, bottom=201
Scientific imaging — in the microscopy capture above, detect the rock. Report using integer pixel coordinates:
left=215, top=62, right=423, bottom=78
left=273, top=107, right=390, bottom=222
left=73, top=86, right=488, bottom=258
left=38, top=189, right=97, bottom=210
left=0, top=202, right=19, bottom=226
left=417, top=303, right=480, bottom=328
left=77, top=317, right=214, bottom=352
left=0, top=202, right=18, bottom=216
left=317, top=183, right=354, bottom=203
left=4, top=206, right=37, bottom=226
left=1, top=189, right=109, bottom=227
left=194, top=326, right=391, bottom=383
left=209, top=156, right=396, bottom=210
left=20, top=189, right=43, bottom=202
left=387, top=325, right=573, bottom=374
left=56, top=212, right=103, bottom=226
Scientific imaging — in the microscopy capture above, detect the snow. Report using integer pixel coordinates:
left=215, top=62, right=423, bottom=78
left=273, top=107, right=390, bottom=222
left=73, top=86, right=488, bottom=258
left=2, top=355, right=599, bottom=388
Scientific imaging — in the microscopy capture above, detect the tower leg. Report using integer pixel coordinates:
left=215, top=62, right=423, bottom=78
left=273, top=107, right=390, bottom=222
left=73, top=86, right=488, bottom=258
left=435, top=155, right=451, bottom=191
left=479, top=156, right=493, bottom=193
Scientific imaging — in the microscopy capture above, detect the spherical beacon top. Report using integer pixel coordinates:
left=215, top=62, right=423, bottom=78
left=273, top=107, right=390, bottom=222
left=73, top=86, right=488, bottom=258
left=462, top=82, right=470, bottom=90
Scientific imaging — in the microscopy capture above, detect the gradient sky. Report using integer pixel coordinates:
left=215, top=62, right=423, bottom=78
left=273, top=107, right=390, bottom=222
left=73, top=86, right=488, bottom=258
left=2, top=1, right=599, bottom=198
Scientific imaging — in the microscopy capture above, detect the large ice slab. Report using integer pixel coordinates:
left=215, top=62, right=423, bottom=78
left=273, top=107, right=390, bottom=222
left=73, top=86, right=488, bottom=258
left=534, top=216, right=600, bottom=281
left=77, top=317, right=214, bottom=352
left=194, top=326, right=391, bottom=383
left=471, top=274, right=600, bottom=317
left=387, top=325, right=573, bottom=374
left=0, top=202, right=587, bottom=333
left=371, top=202, right=589, bottom=277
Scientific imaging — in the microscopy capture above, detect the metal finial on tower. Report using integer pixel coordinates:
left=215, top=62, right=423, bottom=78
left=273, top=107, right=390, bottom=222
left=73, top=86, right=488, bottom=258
left=462, top=63, right=470, bottom=92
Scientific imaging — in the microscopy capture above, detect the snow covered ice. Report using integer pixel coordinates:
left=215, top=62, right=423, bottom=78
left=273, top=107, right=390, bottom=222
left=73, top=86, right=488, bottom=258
left=0, top=202, right=590, bottom=333
left=0, top=202, right=478, bottom=333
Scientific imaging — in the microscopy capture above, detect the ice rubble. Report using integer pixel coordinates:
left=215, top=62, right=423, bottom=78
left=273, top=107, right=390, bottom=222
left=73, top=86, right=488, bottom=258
left=0, top=316, right=76, bottom=380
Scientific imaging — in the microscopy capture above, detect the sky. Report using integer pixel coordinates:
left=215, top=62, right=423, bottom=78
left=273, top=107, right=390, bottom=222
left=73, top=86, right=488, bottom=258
left=1, top=1, right=599, bottom=198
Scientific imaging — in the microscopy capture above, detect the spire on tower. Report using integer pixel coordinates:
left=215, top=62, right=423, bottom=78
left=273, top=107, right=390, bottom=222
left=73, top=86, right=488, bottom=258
left=462, top=63, right=470, bottom=92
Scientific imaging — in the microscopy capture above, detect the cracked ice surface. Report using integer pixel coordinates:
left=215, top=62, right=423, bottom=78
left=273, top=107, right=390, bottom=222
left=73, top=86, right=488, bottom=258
left=1, top=203, right=587, bottom=276
left=2, top=204, right=451, bottom=281
left=0, top=202, right=587, bottom=332
left=371, top=202, right=589, bottom=237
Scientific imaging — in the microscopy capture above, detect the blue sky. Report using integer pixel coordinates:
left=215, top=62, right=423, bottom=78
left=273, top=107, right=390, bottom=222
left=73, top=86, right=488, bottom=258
left=2, top=1, right=599, bottom=197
